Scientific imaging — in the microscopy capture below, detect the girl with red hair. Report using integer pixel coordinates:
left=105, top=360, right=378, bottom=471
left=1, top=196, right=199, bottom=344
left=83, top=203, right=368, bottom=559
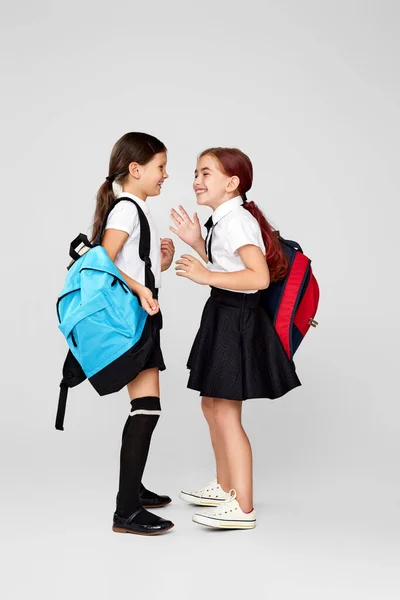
left=170, top=147, right=301, bottom=529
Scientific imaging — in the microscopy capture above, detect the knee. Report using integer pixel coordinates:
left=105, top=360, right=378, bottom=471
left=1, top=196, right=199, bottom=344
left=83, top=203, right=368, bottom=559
left=128, top=396, right=162, bottom=431
left=201, top=396, right=214, bottom=422
left=130, top=396, right=161, bottom=414
left=213, top=400, right=236, bottom=430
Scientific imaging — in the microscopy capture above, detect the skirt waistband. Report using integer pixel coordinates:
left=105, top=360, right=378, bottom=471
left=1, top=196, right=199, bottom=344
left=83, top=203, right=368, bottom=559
left=210, top=286, right=260, bottom=309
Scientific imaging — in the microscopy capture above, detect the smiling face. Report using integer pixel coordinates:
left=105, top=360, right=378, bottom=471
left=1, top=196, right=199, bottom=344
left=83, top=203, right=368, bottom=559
left=138, top=151, right=169, bottom=197
left=193, top=154, right=239, bottom=209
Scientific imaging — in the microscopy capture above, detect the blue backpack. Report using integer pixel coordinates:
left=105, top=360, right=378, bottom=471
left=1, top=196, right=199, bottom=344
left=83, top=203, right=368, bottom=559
left=56, top=197, right=159, bottom=431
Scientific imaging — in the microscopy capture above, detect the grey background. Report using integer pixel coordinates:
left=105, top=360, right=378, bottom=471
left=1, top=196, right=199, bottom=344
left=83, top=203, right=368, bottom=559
left=1, top=1, right=399, bottom=598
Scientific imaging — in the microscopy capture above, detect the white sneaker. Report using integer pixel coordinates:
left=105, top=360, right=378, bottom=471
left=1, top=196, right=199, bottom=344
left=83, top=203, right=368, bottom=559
left=192, top=490, right=256, bottom=529
left=179, top=478, right=230, bottom=507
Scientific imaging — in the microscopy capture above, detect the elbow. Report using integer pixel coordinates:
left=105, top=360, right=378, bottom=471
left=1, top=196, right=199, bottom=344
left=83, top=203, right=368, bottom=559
left=248, top=268, right=270, bottom=290
left=258, top=273, right=270, bottom=290
left=259, top=264, right=270, bottom=290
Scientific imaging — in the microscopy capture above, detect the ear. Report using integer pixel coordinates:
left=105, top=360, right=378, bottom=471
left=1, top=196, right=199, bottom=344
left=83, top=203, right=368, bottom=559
left=128, top=161, right=141, bottom=179
left=226, top=175, right=240, bottom=193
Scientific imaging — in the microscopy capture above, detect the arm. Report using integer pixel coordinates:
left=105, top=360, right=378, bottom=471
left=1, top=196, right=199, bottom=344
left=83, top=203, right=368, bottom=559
left=175, top=244, right=270, bottom=291
left=169, top=206, right=209, bottom=263
left=102, top=228, right=159, bottom=315
left=191, top=239, right=208, bottom=263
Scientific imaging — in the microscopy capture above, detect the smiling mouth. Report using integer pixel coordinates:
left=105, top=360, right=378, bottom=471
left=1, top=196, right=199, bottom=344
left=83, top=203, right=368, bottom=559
left=195, top=189, right=207, bottom=195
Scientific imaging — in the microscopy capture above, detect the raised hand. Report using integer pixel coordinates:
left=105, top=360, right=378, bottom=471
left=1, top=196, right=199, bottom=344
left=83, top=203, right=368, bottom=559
left=169, top=205, right=203, bottom=249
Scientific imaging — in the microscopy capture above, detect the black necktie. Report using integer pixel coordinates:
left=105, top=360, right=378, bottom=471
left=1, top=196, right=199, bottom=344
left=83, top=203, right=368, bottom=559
left=204, top=216, right=214, bottom=263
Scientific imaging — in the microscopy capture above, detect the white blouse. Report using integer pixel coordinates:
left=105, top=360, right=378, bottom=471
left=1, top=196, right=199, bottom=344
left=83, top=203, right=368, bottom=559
left=105, top=192, right=161, bottom=289
left=205, top=196, right=266, bottom=294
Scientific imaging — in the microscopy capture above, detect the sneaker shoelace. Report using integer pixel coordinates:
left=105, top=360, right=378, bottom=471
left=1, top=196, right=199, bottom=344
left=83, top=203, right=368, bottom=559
left=206, top=489, right=237, bottom=516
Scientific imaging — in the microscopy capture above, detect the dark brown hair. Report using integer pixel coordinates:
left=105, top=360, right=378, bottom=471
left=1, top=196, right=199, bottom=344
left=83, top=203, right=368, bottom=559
left=92, top=132, right=167, bottom=242
left=199, top=147, right=289, bottom=282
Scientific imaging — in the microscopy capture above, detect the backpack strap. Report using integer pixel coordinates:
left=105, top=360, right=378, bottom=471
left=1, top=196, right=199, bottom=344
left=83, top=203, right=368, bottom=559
left=278, top=235, right=303, bottom=254
left=69, top=233, right=93, bottom=262
left=93, top=197, right=156, bottom=295
left=55, top=350, right=87, bottom=430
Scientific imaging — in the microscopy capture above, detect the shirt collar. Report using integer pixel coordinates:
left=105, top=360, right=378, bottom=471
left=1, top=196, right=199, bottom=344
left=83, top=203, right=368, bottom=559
left=117, top=191, right=150, bottom=215
left=212, top=195, right=243, bottom=224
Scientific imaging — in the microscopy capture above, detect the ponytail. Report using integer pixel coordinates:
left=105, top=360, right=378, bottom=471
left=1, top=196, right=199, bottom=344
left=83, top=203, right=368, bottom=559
left=243, top=200, right=289, bottom=282
left=91, top=178, right=116, bottom=243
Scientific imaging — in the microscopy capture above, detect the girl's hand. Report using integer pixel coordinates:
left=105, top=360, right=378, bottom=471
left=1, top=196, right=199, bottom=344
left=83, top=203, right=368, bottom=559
left=175, top=255, right=211, bottom=285
left=160, top=237, right=175, bottom=271
left=137, top=286, right=160, bottom=316
left=169, top=206, right=203, bottom=248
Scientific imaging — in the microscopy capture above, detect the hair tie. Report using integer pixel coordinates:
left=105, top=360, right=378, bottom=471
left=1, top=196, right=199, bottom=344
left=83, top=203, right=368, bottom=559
left=241, top=192, right=248, bottom=203
left=106, top=170, right=126, bottom=183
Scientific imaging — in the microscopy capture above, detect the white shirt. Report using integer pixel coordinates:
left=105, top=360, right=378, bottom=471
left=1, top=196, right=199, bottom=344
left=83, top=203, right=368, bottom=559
left=206, top=196, right=266, bottom=294
left=105, top=192, right=161, bottom=289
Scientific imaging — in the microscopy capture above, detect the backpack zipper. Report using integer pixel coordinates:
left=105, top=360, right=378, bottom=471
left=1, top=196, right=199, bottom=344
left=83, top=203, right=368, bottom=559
left=80, top=268, right=131, bottom=294
left=111, top=276, right=128, bottom=293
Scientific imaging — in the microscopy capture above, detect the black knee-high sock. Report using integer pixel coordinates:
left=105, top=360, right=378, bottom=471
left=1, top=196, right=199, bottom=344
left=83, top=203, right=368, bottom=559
left=116, top=396, right=161, bottom=517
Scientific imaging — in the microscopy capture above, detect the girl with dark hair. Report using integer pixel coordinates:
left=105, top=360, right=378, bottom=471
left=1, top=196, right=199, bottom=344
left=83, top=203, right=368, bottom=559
left=170, top=147, right=301, bottom=530
left=97, top=132, right=175, bottom=535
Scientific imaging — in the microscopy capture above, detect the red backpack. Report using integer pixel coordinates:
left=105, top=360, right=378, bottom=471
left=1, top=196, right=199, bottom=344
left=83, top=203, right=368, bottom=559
left=260, top=235, right=319, bottom=360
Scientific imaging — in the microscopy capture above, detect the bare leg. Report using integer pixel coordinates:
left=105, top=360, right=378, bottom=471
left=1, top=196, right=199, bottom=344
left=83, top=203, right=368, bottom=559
left=201, top=397, right=230, bottom=492
left=212, top=398, right=253, bottom=512
left=127, top=367, right=160, bottom=399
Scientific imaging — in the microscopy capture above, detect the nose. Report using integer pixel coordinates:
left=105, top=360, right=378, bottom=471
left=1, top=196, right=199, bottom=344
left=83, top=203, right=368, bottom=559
left=164, top=170, right=169, bottom=179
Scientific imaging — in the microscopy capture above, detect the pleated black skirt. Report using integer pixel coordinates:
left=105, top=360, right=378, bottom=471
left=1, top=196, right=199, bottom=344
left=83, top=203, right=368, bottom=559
left=187, top=287, right=301, bottom=400
left=138, top=295, right=166, bottom=374
left=141, top=325, right=166, bottom=372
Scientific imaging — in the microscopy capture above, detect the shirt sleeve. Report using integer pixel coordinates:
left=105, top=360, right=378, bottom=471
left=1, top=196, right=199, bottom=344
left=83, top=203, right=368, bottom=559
left=226, top=217, right=264, bottom=254
left=105, top=201, right=139, bottom=236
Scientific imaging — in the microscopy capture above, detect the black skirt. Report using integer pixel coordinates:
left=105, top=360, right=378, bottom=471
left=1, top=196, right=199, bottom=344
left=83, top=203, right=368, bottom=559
left=142, top=325, right=166, bottom=372
left=140, top=307, right=166, bottom=372
left=187, top=287, right=301, bottom=400
left=137, top=287, right=166, bottom=374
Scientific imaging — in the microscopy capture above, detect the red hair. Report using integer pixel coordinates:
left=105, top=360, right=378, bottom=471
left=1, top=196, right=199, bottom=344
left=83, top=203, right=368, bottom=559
left=199, top=147, right=289, bottom=282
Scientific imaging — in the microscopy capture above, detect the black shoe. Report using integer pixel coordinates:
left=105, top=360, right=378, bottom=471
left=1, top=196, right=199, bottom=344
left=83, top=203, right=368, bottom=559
left=139, top=484, right=172, bottom=509
left=113, top=508, right=174, bottom=535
